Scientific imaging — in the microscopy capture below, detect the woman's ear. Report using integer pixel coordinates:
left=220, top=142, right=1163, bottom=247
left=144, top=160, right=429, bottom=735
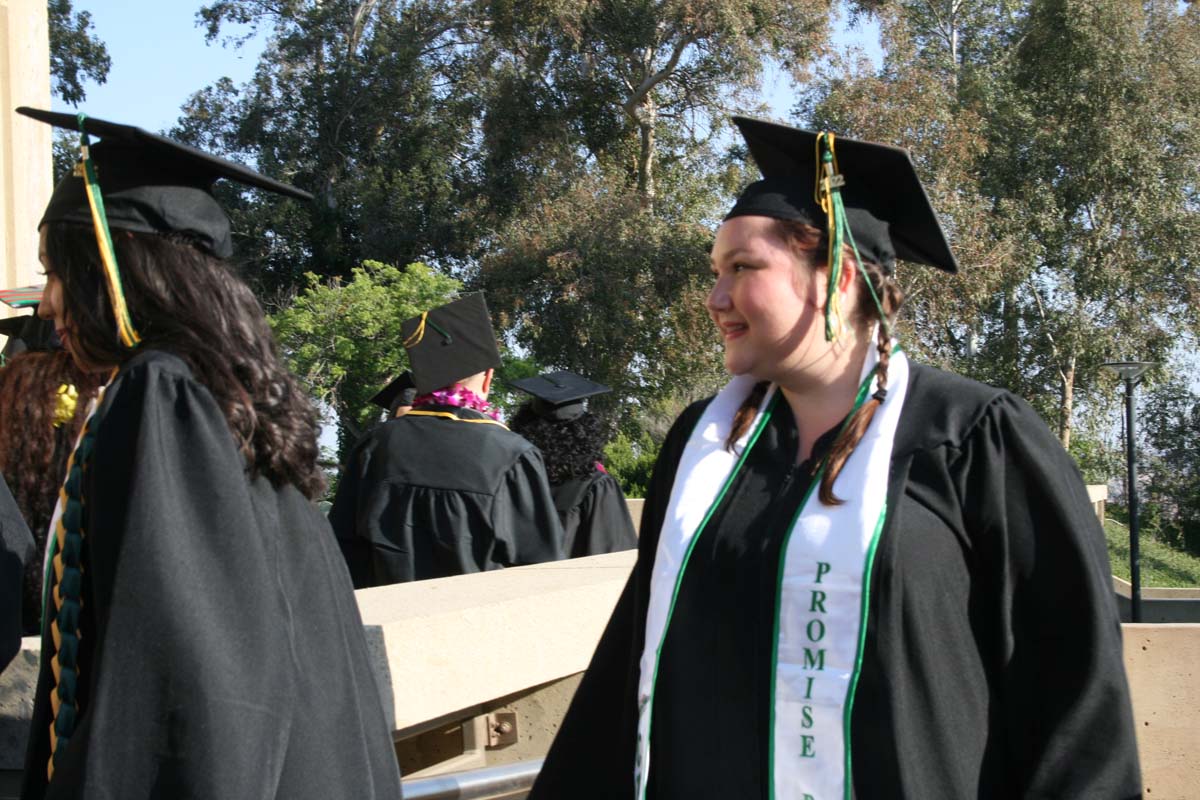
left=838, top=255, right=859, bottom=295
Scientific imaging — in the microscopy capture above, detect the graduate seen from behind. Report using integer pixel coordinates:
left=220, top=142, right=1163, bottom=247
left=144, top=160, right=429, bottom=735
left=330, top=293, right=564, bottom=586
left=371, top=369, right=417, bottom=420
left=509, top=371, right=637, bottom=557
left=530, top=118, right=1141, bottom=799
left=16, top=108, right=402, bottom=800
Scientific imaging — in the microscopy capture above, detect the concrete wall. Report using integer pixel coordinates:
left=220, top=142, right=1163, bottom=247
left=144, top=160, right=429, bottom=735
left=1113, top=576, right=1200, bottom=623
left=356, top=551, right=634, bottom=737
left=0, top=0, right=50, bottom=303
left=1124, top=625, right=1199, bottom=800
left=2, top=552, right=1196, bottom=797
left=1086, top=483, right=1107, bottom=524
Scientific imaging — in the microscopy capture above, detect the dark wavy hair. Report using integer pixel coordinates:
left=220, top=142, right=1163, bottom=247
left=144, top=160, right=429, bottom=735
left=0, top=350, right=103, bottom=632
left=43, top=223, right=325, bottom=499
left=509, top=403, right=607, bottom=485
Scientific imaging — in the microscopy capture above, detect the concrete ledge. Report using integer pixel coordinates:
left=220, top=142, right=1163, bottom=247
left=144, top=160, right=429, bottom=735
left=1086, top=484, right=1107, bottom=524
left=2, top=553, right=1196, bottom=798
left=626, top=498, right=644, bottom=532
left=1124, top=625, right=1200, bottom=799
left=357, top=550, right=635, bottom=736
left=1113, top=576, right=1200, bottom=623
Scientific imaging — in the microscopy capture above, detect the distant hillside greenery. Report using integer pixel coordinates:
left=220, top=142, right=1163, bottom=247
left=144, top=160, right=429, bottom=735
left=1105, top=516, right=1200, bottom=589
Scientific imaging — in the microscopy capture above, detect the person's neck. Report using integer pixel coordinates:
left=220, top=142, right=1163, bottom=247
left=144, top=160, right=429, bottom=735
left=776, top=333, right=872, bottom=465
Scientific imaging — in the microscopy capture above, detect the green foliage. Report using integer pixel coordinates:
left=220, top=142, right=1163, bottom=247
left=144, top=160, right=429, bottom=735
left=48, top=0, right=111, bottom=105
left=478, top=175, right=727, bottom=421
left=804, top=0, right=1200, bottom=451
left=603, top=430, right=662, bottom=499
left=176, top=0, right=484, bottom=294
left=1105, top=517, right=1200, bottom=589
left=269, top=260, right=460, bottom=458
left=979, top=0, right=1199, bottom=440
left=490, top=352, right=545, bottom=420
left=1067, top=431, right=1121, bottom=487
left=1141, top=381, right=1200, bottom=556
left=483, top=0, right=830, bottom=209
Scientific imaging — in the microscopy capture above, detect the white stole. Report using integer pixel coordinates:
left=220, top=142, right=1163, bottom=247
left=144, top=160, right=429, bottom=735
left=634, top=347, right=909, bottom=800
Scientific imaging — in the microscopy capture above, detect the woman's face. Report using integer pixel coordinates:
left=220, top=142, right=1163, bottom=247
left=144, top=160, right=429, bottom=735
left=706, top=215, right=838, bottom=385
left=37, top=227, right=106, bottom=374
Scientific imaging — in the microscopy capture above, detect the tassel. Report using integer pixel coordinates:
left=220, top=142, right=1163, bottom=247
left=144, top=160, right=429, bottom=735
left=75, top=113, right=141, bottom=349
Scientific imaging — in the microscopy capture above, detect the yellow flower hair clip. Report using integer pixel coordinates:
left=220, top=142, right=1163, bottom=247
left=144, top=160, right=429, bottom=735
left=52, top=384, right=79, bottom=428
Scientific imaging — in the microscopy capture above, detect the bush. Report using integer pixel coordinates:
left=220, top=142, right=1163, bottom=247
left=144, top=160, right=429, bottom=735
left=603, top=431, right=661, bottom=499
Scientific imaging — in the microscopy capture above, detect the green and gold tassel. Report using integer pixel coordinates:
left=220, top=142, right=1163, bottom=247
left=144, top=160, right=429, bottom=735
left=75, top=113, right=141, bottom=349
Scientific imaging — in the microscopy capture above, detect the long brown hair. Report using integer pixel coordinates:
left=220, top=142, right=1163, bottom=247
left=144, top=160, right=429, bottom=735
left=43, top=224, right=326, bottom=499
left=0, top=350, right=103, bottom=631
left=725, top=219, right=904, bottom=505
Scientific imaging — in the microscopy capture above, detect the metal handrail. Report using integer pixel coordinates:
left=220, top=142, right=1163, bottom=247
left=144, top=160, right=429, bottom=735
left=401, top=758, right=543, bottom=800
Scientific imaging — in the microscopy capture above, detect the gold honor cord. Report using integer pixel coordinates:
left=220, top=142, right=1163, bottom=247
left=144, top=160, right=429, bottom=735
left=41, top=370, right=113, bottom=780
left=405, top=409, right=509, bottom=429
left=75, top=114, right=141, bottom=349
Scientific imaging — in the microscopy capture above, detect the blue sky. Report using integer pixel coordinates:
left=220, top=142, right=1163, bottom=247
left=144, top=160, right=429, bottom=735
left=51, top=0, right=266, bottom=130
left=56, top=1, right=882, bottom=134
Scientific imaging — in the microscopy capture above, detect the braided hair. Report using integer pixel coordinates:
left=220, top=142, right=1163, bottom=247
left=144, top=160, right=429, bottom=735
left=725, top=219, right=904, bottom=506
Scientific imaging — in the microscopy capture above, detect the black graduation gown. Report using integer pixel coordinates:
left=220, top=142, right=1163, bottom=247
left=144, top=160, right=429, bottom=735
left=330, top=405, right=564, bottom=586
left=1, top=475, right=34, bottom=670
left=20, top=350, right=402, bottom=800
left=553, top=469, right=638, bottom=558
left=530, top=363, right=1141, bottom=800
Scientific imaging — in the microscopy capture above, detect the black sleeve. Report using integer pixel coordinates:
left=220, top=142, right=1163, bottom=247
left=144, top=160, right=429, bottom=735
left=0, top=476, right=33, bottom=669
left=569, top=473, right=637, bottom=557
left=962, top=393, right=1141, bottom=798
left=530, top=399, right=707, bottom=798
left=68, top=363, right=309, bottom=796
left=491, top=448, right=566, bottom=567
left=328, top=436, right=373, bottom=588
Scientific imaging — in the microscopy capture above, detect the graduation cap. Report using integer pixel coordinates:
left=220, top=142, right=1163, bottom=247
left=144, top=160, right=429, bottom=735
left=400, top=293, right=502, bottom=395
left=370, top=370, right=417, bottom=412
left=727, top=116, right=958, bottom=276
left=15, top=107, right=313, bottom=348
left=0, top=313, right=60, bottom=357
left=510, top=370, right=611, bottom=421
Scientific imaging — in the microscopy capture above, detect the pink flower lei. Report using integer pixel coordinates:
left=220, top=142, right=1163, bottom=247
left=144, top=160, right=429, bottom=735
left=412, top=384, right=501, bottom=421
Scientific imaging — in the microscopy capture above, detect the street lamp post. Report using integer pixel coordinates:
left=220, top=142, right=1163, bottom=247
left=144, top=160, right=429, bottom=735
left=1101, top=360, right=1155, bottom=623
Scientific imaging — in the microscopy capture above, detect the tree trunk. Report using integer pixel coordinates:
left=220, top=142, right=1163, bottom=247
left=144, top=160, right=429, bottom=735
left=1059, top=353, right=1076, bottom=449
left=636, top=95, right=657, bottom=212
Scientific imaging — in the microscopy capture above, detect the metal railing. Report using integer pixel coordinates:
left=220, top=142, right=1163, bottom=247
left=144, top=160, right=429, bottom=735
left=401, top=758, right=543, bottom=800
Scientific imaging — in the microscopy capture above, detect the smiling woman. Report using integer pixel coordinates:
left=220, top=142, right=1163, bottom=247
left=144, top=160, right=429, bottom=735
left=15, top=108, right=403, bottom=800
left=530, top=117, right=1142, bottom=800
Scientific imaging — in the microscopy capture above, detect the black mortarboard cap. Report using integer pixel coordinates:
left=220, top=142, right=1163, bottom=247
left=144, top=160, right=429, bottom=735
left=726, top=117, right=958, bottom=274
left=370, top=370, right=417, bottom=411
left=0, top=313, right=60, bottom=357
left=15, top=107, right=312, bottom=259
left=510, top=370, right=611, bottom=421
left=401, top=293, right=502, bottom=395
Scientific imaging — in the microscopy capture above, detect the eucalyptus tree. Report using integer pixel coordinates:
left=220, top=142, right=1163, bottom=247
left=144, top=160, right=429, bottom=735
left=177, top=0, right=487, bottom=294
left=482, top=0, right=830, bottom=212
left=984, top=0, right=1200, bottom=445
